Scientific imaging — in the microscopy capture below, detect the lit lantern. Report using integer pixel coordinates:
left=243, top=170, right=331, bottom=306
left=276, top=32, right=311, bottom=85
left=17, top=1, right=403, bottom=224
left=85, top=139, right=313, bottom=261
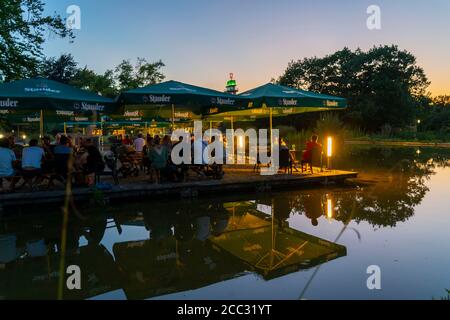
left=22, top=135, right=27, bottom=140
left=327, top=137, right=333, bottom=169
left=0, top=134, right=4, bottom=139
left=327, top=137, right=333, bottom=158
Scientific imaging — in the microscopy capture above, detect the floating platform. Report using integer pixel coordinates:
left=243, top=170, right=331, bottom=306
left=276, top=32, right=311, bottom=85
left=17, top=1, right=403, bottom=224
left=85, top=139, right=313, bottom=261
left=0, top=168, right=358, bottom=209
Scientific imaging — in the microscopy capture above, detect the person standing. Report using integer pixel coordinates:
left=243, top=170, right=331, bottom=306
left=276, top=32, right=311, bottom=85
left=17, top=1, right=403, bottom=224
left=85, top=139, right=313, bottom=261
left=133, top=133, right=146, bottom=153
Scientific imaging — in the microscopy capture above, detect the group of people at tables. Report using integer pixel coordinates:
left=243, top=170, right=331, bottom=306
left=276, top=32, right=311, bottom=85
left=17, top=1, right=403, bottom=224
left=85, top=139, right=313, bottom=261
left=0, top=130, right=324, bottom=192
left=113, top=133, right=222, bottom=183
left=0, top=135, right=105, bottom=192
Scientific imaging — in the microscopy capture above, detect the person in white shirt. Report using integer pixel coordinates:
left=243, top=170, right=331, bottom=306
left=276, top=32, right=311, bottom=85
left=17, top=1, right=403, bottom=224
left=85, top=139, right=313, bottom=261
left=22, top=139, right=45, bottom=170
left=21, top=139, right=46, bottom=188
left=133, top=133, right=146, bottom=153
left=0, top=137, right=19, bottom=190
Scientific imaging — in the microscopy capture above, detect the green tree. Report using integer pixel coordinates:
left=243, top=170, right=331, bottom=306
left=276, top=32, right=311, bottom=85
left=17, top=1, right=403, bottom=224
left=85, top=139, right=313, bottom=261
left=39, top=53, right=78, bottom=83
left=71, top=67, right=117, bottom=98
left=278, top=45, right=430, bottom=132
left=115, top=58, right=165, bottom=91
left=0, top=0, right=74, bottom=81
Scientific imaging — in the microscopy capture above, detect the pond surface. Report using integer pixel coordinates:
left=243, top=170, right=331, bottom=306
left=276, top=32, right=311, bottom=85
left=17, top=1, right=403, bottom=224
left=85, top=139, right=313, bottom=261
left=1, top=145, right=449, bottom=300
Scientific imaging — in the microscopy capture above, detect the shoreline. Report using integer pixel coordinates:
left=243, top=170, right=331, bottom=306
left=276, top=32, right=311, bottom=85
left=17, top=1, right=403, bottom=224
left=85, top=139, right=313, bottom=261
left=345, top=140, right=450, bottom=148
left=0, top=169, right=357, bottom=210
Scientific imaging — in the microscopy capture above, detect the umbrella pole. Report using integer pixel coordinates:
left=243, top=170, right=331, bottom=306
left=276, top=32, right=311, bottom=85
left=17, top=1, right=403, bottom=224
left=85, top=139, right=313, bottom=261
left=210, top=121, right=212, bottom=141
left=231, top=116, right=234, bottom=161
left=40, top=109, right=44, bottom=138
left=269, top=107, right=273, bottom=147
left=171, top=104, right=175, bottom=132
left=100, top=119, right=104, bottom=152
left=64, top=122, right=67, bottom=135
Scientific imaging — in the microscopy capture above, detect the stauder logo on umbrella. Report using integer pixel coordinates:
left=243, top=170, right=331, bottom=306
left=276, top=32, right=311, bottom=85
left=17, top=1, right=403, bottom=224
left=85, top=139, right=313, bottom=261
left=324, top=100, right=339, bottom=107
left=0, top=99, right=19, bottom=108
left=142, top=95, right=171, bottom=103
left=211, top=97, right=235, bottom=105
left=24, top=87, right=61, bottom=94
left=279, top=98, right=297, bottom=106
left=80, top=102, right=105, bottom=111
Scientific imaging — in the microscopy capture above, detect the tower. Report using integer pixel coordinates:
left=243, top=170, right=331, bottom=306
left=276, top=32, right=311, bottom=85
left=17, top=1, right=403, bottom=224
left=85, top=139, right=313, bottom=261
left=225, top=73, right=238, bottom=95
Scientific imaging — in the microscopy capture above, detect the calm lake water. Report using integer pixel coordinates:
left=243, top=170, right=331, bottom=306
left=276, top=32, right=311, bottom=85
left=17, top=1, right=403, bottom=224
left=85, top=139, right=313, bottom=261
left=1, top=145, right=449, bottom=300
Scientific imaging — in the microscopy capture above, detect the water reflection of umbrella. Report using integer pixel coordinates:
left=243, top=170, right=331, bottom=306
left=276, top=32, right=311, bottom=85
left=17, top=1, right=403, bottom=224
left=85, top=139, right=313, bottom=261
left=113, top=237, right=246, bottom=300
left=210, top=202, right=347, bottom=280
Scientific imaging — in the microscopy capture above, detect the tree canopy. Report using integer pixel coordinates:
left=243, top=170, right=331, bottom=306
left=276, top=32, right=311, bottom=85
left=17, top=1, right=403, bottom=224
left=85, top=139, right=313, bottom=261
left=0, top=0, right=73, bottom=81
left=114, top=58, right=166, bottom=91
left=278, top=45, right=430, bottom=131
left=33, top=54, right=166, bottom=98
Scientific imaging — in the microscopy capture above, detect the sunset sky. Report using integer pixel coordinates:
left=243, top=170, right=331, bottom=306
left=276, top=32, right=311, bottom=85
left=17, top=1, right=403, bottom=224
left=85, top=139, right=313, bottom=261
left=43, top=0, right=450, bottom=96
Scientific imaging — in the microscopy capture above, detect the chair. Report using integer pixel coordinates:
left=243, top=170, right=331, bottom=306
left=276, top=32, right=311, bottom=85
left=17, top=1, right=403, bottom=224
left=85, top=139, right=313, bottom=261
left=302, top=147, right=323, bottom=174
left=47, top=153, right=71, bottom=187
left=95, top=154, right=119, bottom=185
left=279, top=148, right=292, bottom=174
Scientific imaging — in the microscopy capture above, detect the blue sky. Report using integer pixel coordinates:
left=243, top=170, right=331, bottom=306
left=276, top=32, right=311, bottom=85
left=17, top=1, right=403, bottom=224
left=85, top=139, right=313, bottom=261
left=43, top=0, right=450, bottom=95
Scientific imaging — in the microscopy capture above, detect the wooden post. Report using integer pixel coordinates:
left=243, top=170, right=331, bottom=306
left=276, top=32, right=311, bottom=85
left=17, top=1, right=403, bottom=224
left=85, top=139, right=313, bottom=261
left=171, top=104, right=175, bottom=132
left=40, top=109, right=44, bottom=138
left=269, top=107, right=273, bottom=149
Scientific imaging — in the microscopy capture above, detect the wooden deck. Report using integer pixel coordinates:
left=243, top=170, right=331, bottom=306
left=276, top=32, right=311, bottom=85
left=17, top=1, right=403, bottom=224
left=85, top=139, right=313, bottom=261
left=0, top=167, right=358, bottom=209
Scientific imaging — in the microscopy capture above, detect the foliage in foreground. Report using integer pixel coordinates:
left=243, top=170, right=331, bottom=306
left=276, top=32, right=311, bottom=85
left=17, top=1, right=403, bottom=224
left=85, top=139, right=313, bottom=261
left=0, top=0, right=73, bottom=81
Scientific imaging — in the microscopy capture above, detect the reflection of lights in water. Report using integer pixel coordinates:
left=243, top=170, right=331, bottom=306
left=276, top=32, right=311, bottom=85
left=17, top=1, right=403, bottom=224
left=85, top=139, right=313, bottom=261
left=238, top=136, right=244, bottom=148
left=327, top=137, right=333, bottom=157
left=327, top=198, right=333, bottom=220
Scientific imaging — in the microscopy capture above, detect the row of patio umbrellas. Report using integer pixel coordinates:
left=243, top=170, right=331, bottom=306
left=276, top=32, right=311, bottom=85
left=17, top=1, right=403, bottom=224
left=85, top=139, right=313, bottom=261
left=0, top=77, right=347, bottom=136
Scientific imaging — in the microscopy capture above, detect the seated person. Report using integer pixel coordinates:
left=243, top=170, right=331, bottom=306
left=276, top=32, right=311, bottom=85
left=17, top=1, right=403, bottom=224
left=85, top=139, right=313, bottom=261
left=53, top=136, right=73, bottom=178
left=278, top=138, right=294, bottom=172
left=41, top=136, right=55, bottom=158
left=149, top=136, right=168, bottom=183
left=72, top=145, right=104, bottom=186
left=82, top=145, right=105, bottom=176
left=0, top=138, right=19, bottom=190
left=122, top=135, right=133, bottom=146
left=302, top=135, right=322, bottom=162
left=21, top=139, right=45, bottom=184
